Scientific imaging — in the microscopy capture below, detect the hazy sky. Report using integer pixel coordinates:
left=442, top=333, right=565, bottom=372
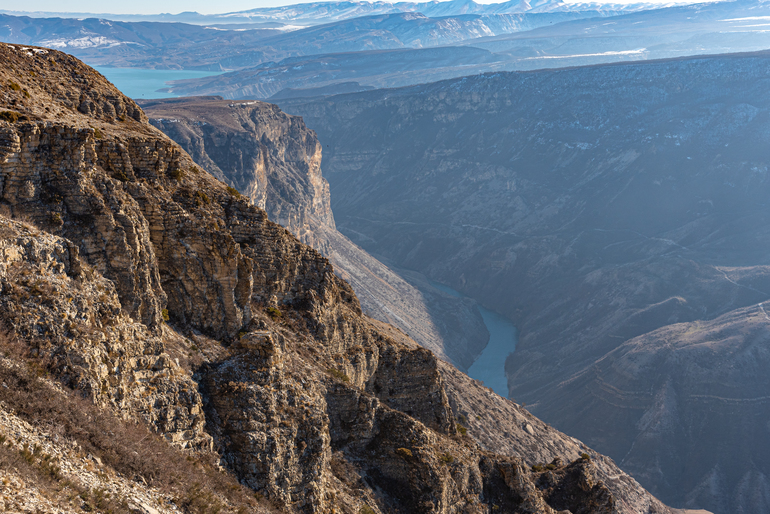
left=7, top=0, right=670, bottom=15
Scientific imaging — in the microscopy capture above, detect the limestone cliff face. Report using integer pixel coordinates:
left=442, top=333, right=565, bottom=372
left=0, top=42, right=674, bottom=514
left=202, top=334, right=332, bottom=511
left=0, top=215, right=211, bottom=451
left=0, top=116, right=357, bottom=344
left=1, top=122, right=169, bottom=331
left=142, top=97, right=334, bottom=253
left=141, top=96, right=489, bottom=370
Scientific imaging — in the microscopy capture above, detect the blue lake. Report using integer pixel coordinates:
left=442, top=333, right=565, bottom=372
left=93, top=67, right=223, bottom=100
left=430, top=281, right=517, bottom=397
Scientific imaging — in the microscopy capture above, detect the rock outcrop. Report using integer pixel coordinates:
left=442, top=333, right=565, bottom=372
left=140, top=96, right=334, bottom=252
left=0, top=201, right=210, bottom=451
left=0, top=42, right=675, bottom=514
left=140, top=96, right=488, bottom=370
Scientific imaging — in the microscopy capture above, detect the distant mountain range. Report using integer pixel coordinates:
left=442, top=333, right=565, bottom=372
left=466, top=0, right=770, bottom=62
left=0, top=10, right=611, bottom=71
left=165, top=0, right=770, bottom=99
left=1, top=0, right=682, bottom=27
left=210, top=0, right=665, bottom=23
left=5, top=0, right=768, bottom=98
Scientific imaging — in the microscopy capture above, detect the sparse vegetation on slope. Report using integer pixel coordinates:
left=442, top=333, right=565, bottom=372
left=0, top=328, right=272, bottom=514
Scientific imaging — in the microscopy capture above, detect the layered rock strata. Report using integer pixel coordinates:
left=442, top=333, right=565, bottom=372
left=140, top=96, right=488, bottom=369
left=141, top=96, right=333, bottom=251
left=0, top=215, right=210, bottom=450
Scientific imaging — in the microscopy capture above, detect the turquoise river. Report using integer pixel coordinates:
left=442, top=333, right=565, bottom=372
left=430, top=282, right=517, bottom=397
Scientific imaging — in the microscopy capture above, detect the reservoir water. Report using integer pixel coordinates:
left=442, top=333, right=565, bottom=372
left=93, top=67, right=223, bottom=100
left=430, top=282, right=517, bottom=397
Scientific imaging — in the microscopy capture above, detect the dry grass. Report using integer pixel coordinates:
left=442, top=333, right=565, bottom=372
left=0, top=325, right=278, bottom=514
left=0, top=435, right=130, bottom=512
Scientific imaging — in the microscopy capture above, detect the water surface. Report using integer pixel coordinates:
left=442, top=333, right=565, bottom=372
left=430, top=281, right=517, bottom=397
left=93, top=67, right=223, bottom=100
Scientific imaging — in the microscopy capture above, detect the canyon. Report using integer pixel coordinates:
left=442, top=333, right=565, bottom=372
left=0, top=41, right=676, bottom=514
left=277, top=50, right=770, bottom=514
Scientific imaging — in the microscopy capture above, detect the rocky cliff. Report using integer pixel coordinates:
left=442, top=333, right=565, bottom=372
left=139, top=96, right=489, bottom=370
left=277, top=50, right=770, bottom=514
left=0, top=42, right=675, bottom=514
left=140, top=96, right=335, bottom=252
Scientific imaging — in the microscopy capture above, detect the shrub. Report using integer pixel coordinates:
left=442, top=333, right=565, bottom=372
left=327, top=368, right=350, bottom=382
left=181, top=482, right=227, bottom=514
left=395, top=447, right=413, bottom=459
left=169, top=167, right=185, bottom=181
left=439, top=452, right=454, bottom=465
left=360, top=506, right=376, bottom=514
left=39, top=453, right=62, bottom=480
left=531, top=464, right=544, bottom=472
left=92, top=127, right=103, bottom=139
left=0, top=111, right=23, bottom=123
left=226, top=186, right=242, bottom=198
left=194, top=190, right=211, bottom=207
left=161, top=308, right=170, bottom=322
left=580, top=452, right=590, bottom=461
left=50, top=212, right=63, bottom=227
left=266, top=307, right=282, bottom=320
left=456, top=424, right=467, bottom=436
left=8, top=80, right=21, bottom=91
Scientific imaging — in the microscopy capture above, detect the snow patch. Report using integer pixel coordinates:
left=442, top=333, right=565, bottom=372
left=40, top=36, right=124, bottom=49
left=522, top=48, right=646, bottom=60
